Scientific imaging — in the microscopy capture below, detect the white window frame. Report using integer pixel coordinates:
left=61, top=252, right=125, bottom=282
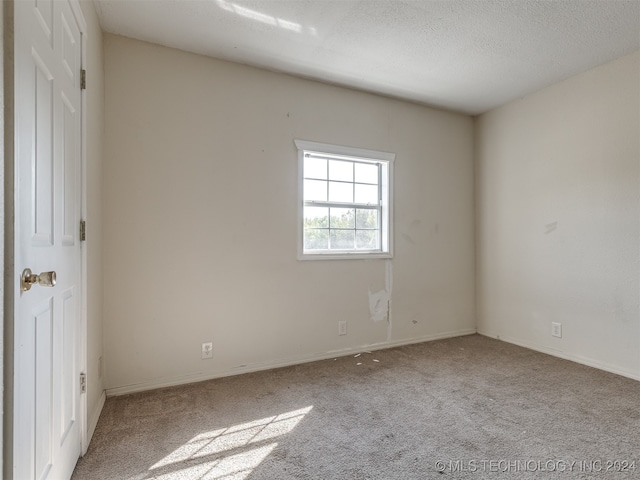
left=295, top=139, right=394, bottom=260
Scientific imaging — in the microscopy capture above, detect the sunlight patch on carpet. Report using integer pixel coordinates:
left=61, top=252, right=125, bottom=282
left=148, top=406, right=313, bottom=479
left=151, top=443, right=277, bottom=480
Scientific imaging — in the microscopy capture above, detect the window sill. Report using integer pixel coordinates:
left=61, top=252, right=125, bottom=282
left=298, top=252, right=393, bottom=261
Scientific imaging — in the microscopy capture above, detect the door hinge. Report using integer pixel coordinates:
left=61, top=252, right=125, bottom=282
left=80, top=220, right=86, bottom=241
left=80, top=373, right=87, bottom=394
left=80, top=69, right=86, bottom=90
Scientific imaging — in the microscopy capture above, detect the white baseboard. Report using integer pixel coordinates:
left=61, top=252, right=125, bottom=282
left=86, top=390, right=106, bottom=447
left=106, top=328, right=477, bottom=397
left=478, top=330, right=640, bottom=382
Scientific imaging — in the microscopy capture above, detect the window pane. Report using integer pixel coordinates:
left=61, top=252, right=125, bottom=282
left=304, top=179, right=327, bottom=201
left=355, top=184, right=379, bottom=204
left=328, top=160, right=353, bottom=182
left=328, top=181, right=353, bottom=202
left=356, top=209, right=379, bottom=229
left=304, top=157, right=327, bottom=180
left=297, top=141, right=392, bottom=258
left=356, top=230, right=379, bottom=250
left=304, top=229, right=329, bottom=250
left=355, top=163, right=378, bottom=184
left=330, top=208, right=355, bottom=228
left=330, top=230, right=355, bottom=250
left=304, top=206, right=328, bottom=228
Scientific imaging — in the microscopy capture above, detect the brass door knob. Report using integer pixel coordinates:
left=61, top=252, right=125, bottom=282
left=21, top=268, right=57, bottom=291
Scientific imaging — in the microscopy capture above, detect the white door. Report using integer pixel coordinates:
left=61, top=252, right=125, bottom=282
left=14, top=0, right=84, bottom=478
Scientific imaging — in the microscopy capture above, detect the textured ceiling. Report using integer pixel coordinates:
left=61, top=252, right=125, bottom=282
left=94, top=0, right=640, bottom=114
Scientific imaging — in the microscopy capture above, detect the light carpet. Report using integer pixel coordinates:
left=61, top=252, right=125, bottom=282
left=72, top=334, right=640, bottom=479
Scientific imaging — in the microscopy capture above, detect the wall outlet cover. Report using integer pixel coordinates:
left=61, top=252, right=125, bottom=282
left=338, top=321, right=347, bottom=336
left=202, top=342, right=213, bottom=359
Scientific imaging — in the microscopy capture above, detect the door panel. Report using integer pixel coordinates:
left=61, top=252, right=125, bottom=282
left=34, top=298, right=54, bottom=480
left=34, top=0, right=54, bottom=46
left=15, top=1, right=84, bottom=479
left=33, top=50, right=55, bottom=246
left=62, top=93, right=78, bottom=246
left=60, top=9, right=79, bottom=82
left=60, top=287, right=77, bottom=442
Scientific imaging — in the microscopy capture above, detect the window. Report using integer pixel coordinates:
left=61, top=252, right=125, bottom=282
left=295, top=139, right=394, bottom=260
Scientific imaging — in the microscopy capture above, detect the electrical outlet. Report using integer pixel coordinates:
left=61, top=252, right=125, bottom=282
left=338, top=320, right=347, bottom=336
left=202, top=342, right=213, bottom=359
left=551, top=322, right=562, bottom=338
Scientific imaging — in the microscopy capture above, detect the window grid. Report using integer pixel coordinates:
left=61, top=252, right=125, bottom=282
left=303, top=154, right=382, bottom=252
left=296, top=139, right=393, bottom=260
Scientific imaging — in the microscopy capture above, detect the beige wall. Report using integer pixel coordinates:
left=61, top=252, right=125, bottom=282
left=476, top=51, right=640, bottom=379
left=103, top=34, right=475, bottom=394
left=79, top=0, right=105, bottom=433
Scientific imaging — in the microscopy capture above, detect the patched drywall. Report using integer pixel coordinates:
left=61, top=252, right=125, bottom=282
left=102, top=34, right=475, bottom=393
left=368, top=261, right=392, bottom=321
left=476, top=51, right=640, bottom=379
left=368, top=289, right=390, bottom=323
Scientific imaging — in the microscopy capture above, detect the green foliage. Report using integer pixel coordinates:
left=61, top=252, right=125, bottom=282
left=304, top=207, right=379, bottom=250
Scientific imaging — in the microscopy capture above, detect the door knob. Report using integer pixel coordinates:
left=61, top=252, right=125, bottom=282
left=21, top=268, right=57, bottom=291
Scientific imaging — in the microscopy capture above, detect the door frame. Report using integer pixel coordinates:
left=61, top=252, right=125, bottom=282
left=1, top=1, right=6, bottom=475
left=3, top=2, right=14, bottom=477
left=69, top=0, right=88, bottom=456
left=6, top=0, right=89, bottom=474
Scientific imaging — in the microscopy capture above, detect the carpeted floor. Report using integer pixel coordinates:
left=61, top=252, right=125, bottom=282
left=72, top=334, right=640, bottom=479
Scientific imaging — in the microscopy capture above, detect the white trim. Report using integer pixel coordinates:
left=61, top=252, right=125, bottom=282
left=298, top=252, right=393, bottom=261
left=382, top=153, right=393, bottom=255
left=295, top=139, right=395, bottom=260
left=477, top=330, right=640, bottom=382
left=0, top=3, right=5, bottom=475
left=294, top=139, right=396, bottom=163
left=68, top=0, right=90, bottom=456
left=297, top=142, right=304, bottom=259
left=106, top=328, right=477, bottom=397
left=85, top=390, right=105, bottom=451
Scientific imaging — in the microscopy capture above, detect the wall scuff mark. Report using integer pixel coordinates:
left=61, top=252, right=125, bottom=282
left=544, top=221, right=558, bottom=234
left=400, top=232, right=416, bottom=245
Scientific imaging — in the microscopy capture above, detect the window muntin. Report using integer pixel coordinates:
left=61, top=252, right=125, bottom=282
left=295, top=140, right=393, bottom=260
left=303, top=157, right=382, bottom=251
